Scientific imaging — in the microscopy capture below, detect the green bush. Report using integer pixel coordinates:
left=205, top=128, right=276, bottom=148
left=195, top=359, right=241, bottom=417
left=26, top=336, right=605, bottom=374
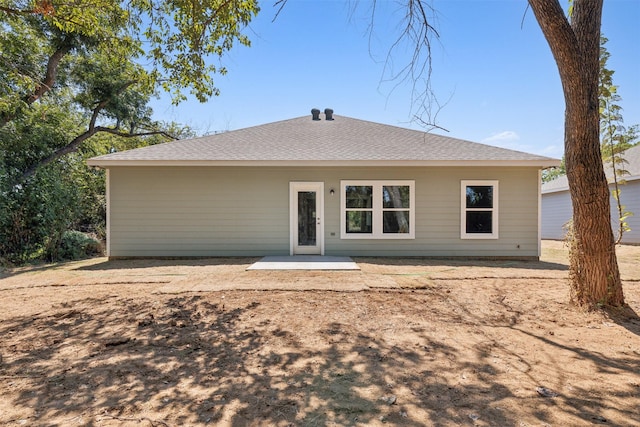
left=0, top=170, right=78, bottom=263
left=51, top=230, right=103, bottom=261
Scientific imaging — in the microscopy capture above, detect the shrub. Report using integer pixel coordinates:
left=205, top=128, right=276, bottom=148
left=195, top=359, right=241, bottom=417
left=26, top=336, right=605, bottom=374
left=51, top=230, right=103, bottom=261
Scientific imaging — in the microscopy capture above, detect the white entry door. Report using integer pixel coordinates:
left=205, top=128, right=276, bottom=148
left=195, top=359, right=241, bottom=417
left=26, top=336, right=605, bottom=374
left=290, top=182, right=324, bottom=255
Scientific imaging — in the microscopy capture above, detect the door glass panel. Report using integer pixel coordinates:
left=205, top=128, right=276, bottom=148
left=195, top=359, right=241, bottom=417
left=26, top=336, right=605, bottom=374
left=298, top=191, right=317, bottom=246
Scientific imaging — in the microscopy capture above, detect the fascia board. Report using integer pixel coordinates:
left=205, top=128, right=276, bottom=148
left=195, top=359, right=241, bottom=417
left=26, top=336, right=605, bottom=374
left=87, top=159, right=560, bottom=168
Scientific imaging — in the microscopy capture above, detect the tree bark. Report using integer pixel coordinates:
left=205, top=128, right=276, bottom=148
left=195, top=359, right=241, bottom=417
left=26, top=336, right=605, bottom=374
left=528, top=0, right=624, bottom=308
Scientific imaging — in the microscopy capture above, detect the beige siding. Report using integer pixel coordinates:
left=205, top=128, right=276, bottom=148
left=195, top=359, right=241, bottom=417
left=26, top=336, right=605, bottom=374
left=108, top=166, right=541, bottom=257
left=109, top=167, right=289, bottom=256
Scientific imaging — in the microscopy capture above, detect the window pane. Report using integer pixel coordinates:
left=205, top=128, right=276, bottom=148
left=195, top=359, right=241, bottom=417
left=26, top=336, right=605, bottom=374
left=383, top=211, right=410, bottom=233
left=466, top=186, right=493, bottom=208
left=345, top=186, right=373, bottom=208
left=346, top=211, right=373, bottom=233
left=466, top=211, right=493, bottom=233
left=383, top=186, right=410, bottom=208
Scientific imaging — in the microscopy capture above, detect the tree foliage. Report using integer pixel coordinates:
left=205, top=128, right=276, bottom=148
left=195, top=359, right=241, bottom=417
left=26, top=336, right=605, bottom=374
left=599, top=36, right=639, bottom=244
left=0, top=0, right=258, bottom=179
left=0, top=0, right=212, bottom=263
left=541, top=156, right=566, bottom=183
left=0, top=0, right=259, bottom=107
left=0, top=100, right=83, bottom=262
left=0, top=95, right=193, bottom=263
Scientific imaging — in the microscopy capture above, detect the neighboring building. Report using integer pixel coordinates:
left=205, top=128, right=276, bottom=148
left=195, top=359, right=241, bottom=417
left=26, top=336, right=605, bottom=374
left=541, top=144, right=640, bottom=243
left=87, top=110, right=558, bottom=259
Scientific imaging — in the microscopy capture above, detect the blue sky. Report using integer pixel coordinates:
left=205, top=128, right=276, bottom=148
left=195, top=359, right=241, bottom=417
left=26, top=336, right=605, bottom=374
left=150, top=0, right=640, bottom=159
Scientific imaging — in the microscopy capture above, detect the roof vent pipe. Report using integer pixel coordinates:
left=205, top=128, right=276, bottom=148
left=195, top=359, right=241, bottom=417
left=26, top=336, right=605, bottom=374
left=311, top=108, right=321, bottom=121
left=324, top=108, right=334, bottom=121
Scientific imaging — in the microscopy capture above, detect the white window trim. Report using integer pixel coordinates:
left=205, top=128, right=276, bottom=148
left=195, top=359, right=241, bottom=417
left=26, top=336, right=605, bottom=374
left=340, top=180, right=415, bottom=239
left=461, top=180, right=499, bottom=239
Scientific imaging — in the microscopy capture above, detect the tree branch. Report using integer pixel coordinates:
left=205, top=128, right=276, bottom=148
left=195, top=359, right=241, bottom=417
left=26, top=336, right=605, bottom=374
left=195, top=0, right=235, bottom=50
left=17, top=126, right=175, bottom=184
left=87, top=80, right=138, bottom=130
left=94, top=126, right=176, bottom=140
left=272, top=0, right=287, bottom=22
left=27, top=37, right=75, bottom=105
left=527, top=0, right=585, bottom=97
left=0, top=5, right=47, bottom=16
left=1, top=36, right=75, bottom=128
left=373, top=0, right=440, bottom=128
left=14, top=79, right=172, bottom=184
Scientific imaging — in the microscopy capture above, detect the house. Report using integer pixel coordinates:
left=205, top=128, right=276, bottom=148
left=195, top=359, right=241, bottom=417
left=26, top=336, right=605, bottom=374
left=541, top=144, right=640, bottom=244
left=87, top=110, right=558, bottom=259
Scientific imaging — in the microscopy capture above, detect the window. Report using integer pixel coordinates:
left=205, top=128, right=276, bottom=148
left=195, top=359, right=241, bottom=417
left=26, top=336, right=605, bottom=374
left=461, top=180, right=498, bottom=239
left=341, top=180, right=415, bottom=239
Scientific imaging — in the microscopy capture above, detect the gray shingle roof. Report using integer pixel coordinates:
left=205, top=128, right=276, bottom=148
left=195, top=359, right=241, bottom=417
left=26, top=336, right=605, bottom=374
left=88, top=115, right=558, bottom=166
left=542, top=144, right=640, bottom=193
left=541, top=175, right=570, bottom=193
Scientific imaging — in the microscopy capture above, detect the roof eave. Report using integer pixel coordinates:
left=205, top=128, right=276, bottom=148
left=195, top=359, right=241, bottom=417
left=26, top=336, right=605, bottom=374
left=541, top=186, right=570, bottom=194
left=542, top=173, right=640, bottom=194
left=87, top=159, right=560, bottom=168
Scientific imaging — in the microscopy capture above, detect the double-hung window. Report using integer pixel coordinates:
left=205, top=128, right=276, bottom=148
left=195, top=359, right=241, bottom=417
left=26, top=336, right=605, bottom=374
left=341, top=180, right=415, bottom=239
left=461, top=180, right=498, bottom=239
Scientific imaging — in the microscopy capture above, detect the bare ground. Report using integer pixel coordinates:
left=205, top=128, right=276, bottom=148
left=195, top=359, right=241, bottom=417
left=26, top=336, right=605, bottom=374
left=0, top=241, right=639, bottom=426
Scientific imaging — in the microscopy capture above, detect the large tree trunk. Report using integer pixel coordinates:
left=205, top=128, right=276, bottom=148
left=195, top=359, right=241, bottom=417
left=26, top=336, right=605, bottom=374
left=528, top=0, right=624, bottom=308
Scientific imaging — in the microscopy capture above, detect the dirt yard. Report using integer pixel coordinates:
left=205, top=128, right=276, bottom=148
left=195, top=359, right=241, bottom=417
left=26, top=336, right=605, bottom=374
left=0, top=241, right=639, bottom=427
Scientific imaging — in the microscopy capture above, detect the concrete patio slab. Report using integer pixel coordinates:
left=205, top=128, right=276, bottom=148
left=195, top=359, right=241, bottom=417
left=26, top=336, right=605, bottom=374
left=246, top=256, right=360, bottom=271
